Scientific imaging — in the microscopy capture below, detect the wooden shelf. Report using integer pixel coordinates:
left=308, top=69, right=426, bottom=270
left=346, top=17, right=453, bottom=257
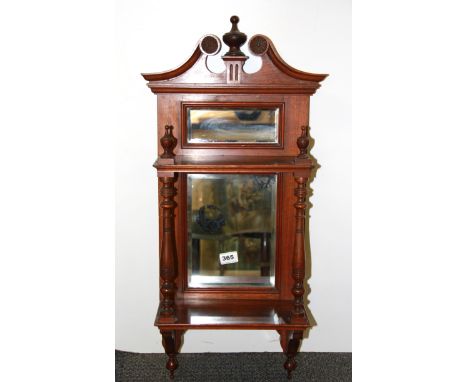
left=155, top=299, right=314, bottom=330
left=154, top=155, right=316, bottom=174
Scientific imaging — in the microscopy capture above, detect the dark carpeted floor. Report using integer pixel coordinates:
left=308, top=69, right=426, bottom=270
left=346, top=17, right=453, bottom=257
left=116, top=351, right=351, bottom=382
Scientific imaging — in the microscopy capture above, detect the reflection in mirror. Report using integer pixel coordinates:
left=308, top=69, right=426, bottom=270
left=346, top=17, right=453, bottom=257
left=186, top=107, right=279, bottom=143
left=187, top=174, right=277, bottom=287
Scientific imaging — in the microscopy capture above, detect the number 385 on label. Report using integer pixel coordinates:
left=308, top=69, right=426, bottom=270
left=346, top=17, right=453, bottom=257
left=219, top=251, right=239, bottom=265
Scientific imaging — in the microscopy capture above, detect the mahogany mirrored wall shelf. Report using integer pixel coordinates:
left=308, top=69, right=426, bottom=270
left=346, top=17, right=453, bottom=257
left=141, top=15, right=327, bottom=379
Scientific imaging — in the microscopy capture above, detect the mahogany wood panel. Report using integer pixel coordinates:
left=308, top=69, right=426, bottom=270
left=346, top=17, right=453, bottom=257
left=156, top=94, right=310, bottom=157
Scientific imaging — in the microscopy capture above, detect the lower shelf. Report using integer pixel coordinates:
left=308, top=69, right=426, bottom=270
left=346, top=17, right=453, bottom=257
left=155, top=299, right=315, bottom=330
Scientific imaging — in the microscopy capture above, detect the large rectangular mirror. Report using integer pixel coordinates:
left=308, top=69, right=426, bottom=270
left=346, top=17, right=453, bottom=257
left=187, top=174, right=277, bottom=287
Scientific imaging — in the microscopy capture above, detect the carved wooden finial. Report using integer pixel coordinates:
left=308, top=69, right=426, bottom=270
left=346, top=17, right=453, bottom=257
left=160, top=125, right=177, bottom=159
left=222, top=15, right=247, bottom=56
left=297, top=126, right=313, bottom=159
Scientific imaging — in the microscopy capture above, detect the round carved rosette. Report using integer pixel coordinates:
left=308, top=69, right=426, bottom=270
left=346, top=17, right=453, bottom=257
left=199, top=34, right=221, bottom=55
left=249, top=35, right=269, bottom=56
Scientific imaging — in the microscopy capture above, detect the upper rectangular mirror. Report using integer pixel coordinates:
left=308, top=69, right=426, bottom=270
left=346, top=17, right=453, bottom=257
left=185, top=106, right=280, bottom=144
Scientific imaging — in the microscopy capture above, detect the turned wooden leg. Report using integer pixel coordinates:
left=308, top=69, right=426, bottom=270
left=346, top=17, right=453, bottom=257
left=279, top=330, right=303, bottom=379
left=161, top=330, right=184, bottom=379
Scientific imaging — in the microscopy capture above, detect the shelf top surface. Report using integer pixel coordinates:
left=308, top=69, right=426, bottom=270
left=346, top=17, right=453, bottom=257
left=155, top=299, right=315, bottom=330
left=155, top=155, right=316, bottom=174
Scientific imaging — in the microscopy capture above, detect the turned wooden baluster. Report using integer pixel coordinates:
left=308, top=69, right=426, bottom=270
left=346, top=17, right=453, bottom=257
left=291, top=124, right=314, bottom=321
left=159, top=176, right=177, bottom=322
left=291, top=176, right=308, bottom=321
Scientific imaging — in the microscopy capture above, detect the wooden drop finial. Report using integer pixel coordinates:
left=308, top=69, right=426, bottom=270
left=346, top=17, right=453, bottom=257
left=297, top=126, right=313, bottom=159
left=222, top=15, right=247, bottom=56
left=160, top=125, right=177, bottom=159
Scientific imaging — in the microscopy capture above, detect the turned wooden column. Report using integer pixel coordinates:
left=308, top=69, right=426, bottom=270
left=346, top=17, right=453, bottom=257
left=291, top=176, right=308, bottom=321
left=290, top=125, right=311, bottom=322
left=159, top=175, right=177, bottom=322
